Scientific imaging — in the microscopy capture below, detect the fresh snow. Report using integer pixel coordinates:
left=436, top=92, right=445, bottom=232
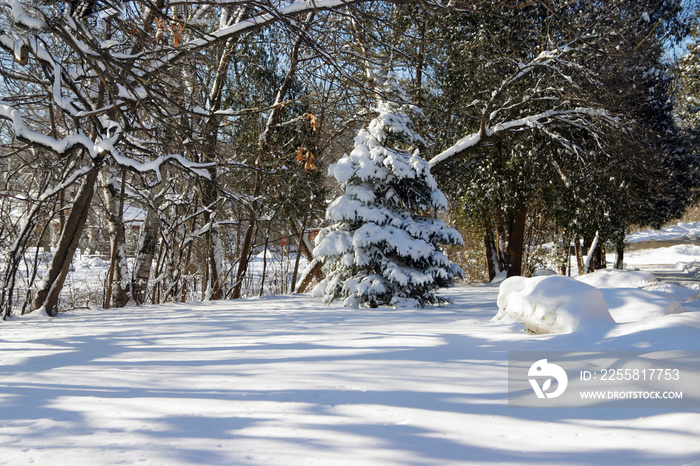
left=619, top=243, right=700, bottom=266
left=576, top=268, right=657, bottom=288
left=600, top=287, right=685, bottom=323
left=2, top=285, right=700, bottom=465
left=498, top=262, right=693, bottom=335
left=496, top=275, right=614, bottom=334
left=2, top=227, right=700, bottom=465
left=626, top=222, right=700, bottom=243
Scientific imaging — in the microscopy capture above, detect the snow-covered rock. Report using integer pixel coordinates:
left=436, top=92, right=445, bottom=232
left=495, top=275, right=614, bottom=334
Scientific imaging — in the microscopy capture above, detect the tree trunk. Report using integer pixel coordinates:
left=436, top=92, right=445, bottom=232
left=102, top=166, right=130, bottom=308
left=181, top=240, right=194, bottom=303
left=204, top=215, right=224, bottom=301
left=34, top=164, right=100, bottom=315
left=289, top=215, right=324, bottom=285
left=1, top=204, right=41, bottom=318
left=583, top=231, right=600, bottom=274
left=497, top=225, right=507, bottom=269
left=132, top=205, right=160, bottom=304
left=152, top=238, right=165, bottom=303
left=559, top=235, right=569, bottom=276
left=595, top=242, right=606, bottom=270
left=574, top=239, right=585, bottom=276
left=615, top=244, right=624, bottom=269
left=200, top=170, right=224, bottom=301
left=230, top=13, right=314, bottom=299
left=505, top=202, right=527, bottom=277
left=194, top=33, right=241, bottom=301
left=483, top=227, right=499, bottom=282
left=289, top=217, right=315, bottom=262
left=231, top=180, right=260, bottom=299
left=296, top=258, right=324, bottom=294
left=289, top=211, right=310, bottom=293
left=259, top=229, right=270, bottom=297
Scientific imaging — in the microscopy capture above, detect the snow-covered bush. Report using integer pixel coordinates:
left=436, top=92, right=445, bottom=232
left=495, top=275, right=614, bottom=334
left=312, top=74, right=463, bottom=308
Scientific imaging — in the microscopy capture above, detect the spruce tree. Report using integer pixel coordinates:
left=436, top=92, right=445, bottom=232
left=312, top=73, right=463, bottom=308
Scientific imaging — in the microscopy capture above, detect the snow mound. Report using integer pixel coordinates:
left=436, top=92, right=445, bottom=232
left=621, top=245, right=700, bottom=267
left=626, top=221, right=700, bottom=243
left=643, top=282, right=700, bottom=303
left=605, top=311, right=700, bottom=350
left=676, top=261, right=700, bottom=272
left=600, top=288, right=684, bottom=323
left=576, top=268, right=657, bottom=288
left=495, top=275, right=614, bottom=334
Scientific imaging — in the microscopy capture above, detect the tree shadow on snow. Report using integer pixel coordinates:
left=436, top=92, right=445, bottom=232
left=1, top=298, right=699, bottom=465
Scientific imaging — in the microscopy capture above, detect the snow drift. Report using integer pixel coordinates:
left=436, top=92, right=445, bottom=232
left=495, top=275, right=614, bottom=334
left=576, top=269, right=684, bottom=323
left=600, top=288, right=684, bottom=323
left=497, top=269, right=688, bottom=333
left=576, top=268, right=657, bottom=288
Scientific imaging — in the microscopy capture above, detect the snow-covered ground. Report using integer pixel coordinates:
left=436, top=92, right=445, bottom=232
left=626, top=222, right=700, bottom=244
left=2, top=224, right=700, bottom=465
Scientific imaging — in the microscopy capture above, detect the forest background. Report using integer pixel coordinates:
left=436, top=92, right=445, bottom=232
left=1, top=0, right=700, bottom=317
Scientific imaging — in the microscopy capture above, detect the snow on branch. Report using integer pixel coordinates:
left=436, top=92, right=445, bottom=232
left=188, top=0, right=354, bottom=46
left=0, top=102, right=98, bottom=156
left=429, top=107, right=618, bottom=167
left=4, top=0, right=48, bottom=30
left=0, top=101, right=213, bottom=182
left=151, top=0, right=365, bottom=71
left=37, top=164, right=95, bottom=202
left=110, top=152, right=214, bottom=184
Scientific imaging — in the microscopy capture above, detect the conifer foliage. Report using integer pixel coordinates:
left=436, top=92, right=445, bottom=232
left=312, top=74, right=463, bottom=308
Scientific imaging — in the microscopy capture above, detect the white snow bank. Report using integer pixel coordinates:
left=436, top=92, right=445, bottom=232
left=495, top=275, right=614, bottom=334
left=616, top=244, right=700, bottom=267
left=627, top=221, right=700, bottom=243
left=675, top=261, right=700, bottom=272
left=576, top=268, right=657, bottom=288
left=643, top=282, right=700, bottom=303
left=605, top=311, right=700, bottom=349
left=600, top=288, right=684, bottom=323
left=574, top=269, right=688, bottom=321
left=2, top=286, right=700, bottom=465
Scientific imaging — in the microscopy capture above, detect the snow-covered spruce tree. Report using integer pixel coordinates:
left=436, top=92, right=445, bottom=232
left=311, top=74, right=463, bottom=308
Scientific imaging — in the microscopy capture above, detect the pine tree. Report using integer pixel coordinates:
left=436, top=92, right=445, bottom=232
left=677, top=15, right=700, bottom=131
left=312, top=73, right=463, bottom=308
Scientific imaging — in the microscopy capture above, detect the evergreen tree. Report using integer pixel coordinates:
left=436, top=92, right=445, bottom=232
left=676, top=12, right=700, bottom=131
left=312, top=73, right=463, bottom=308
left=428, top=0, right=697, bottom=278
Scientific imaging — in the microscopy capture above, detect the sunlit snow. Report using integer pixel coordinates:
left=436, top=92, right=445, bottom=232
left=2, top=226, right=700, bottom=464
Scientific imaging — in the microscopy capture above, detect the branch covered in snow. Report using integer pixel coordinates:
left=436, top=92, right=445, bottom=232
left=429, top=42, right=621, bottom=167
left=430, top=107, right=619, bottom=167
